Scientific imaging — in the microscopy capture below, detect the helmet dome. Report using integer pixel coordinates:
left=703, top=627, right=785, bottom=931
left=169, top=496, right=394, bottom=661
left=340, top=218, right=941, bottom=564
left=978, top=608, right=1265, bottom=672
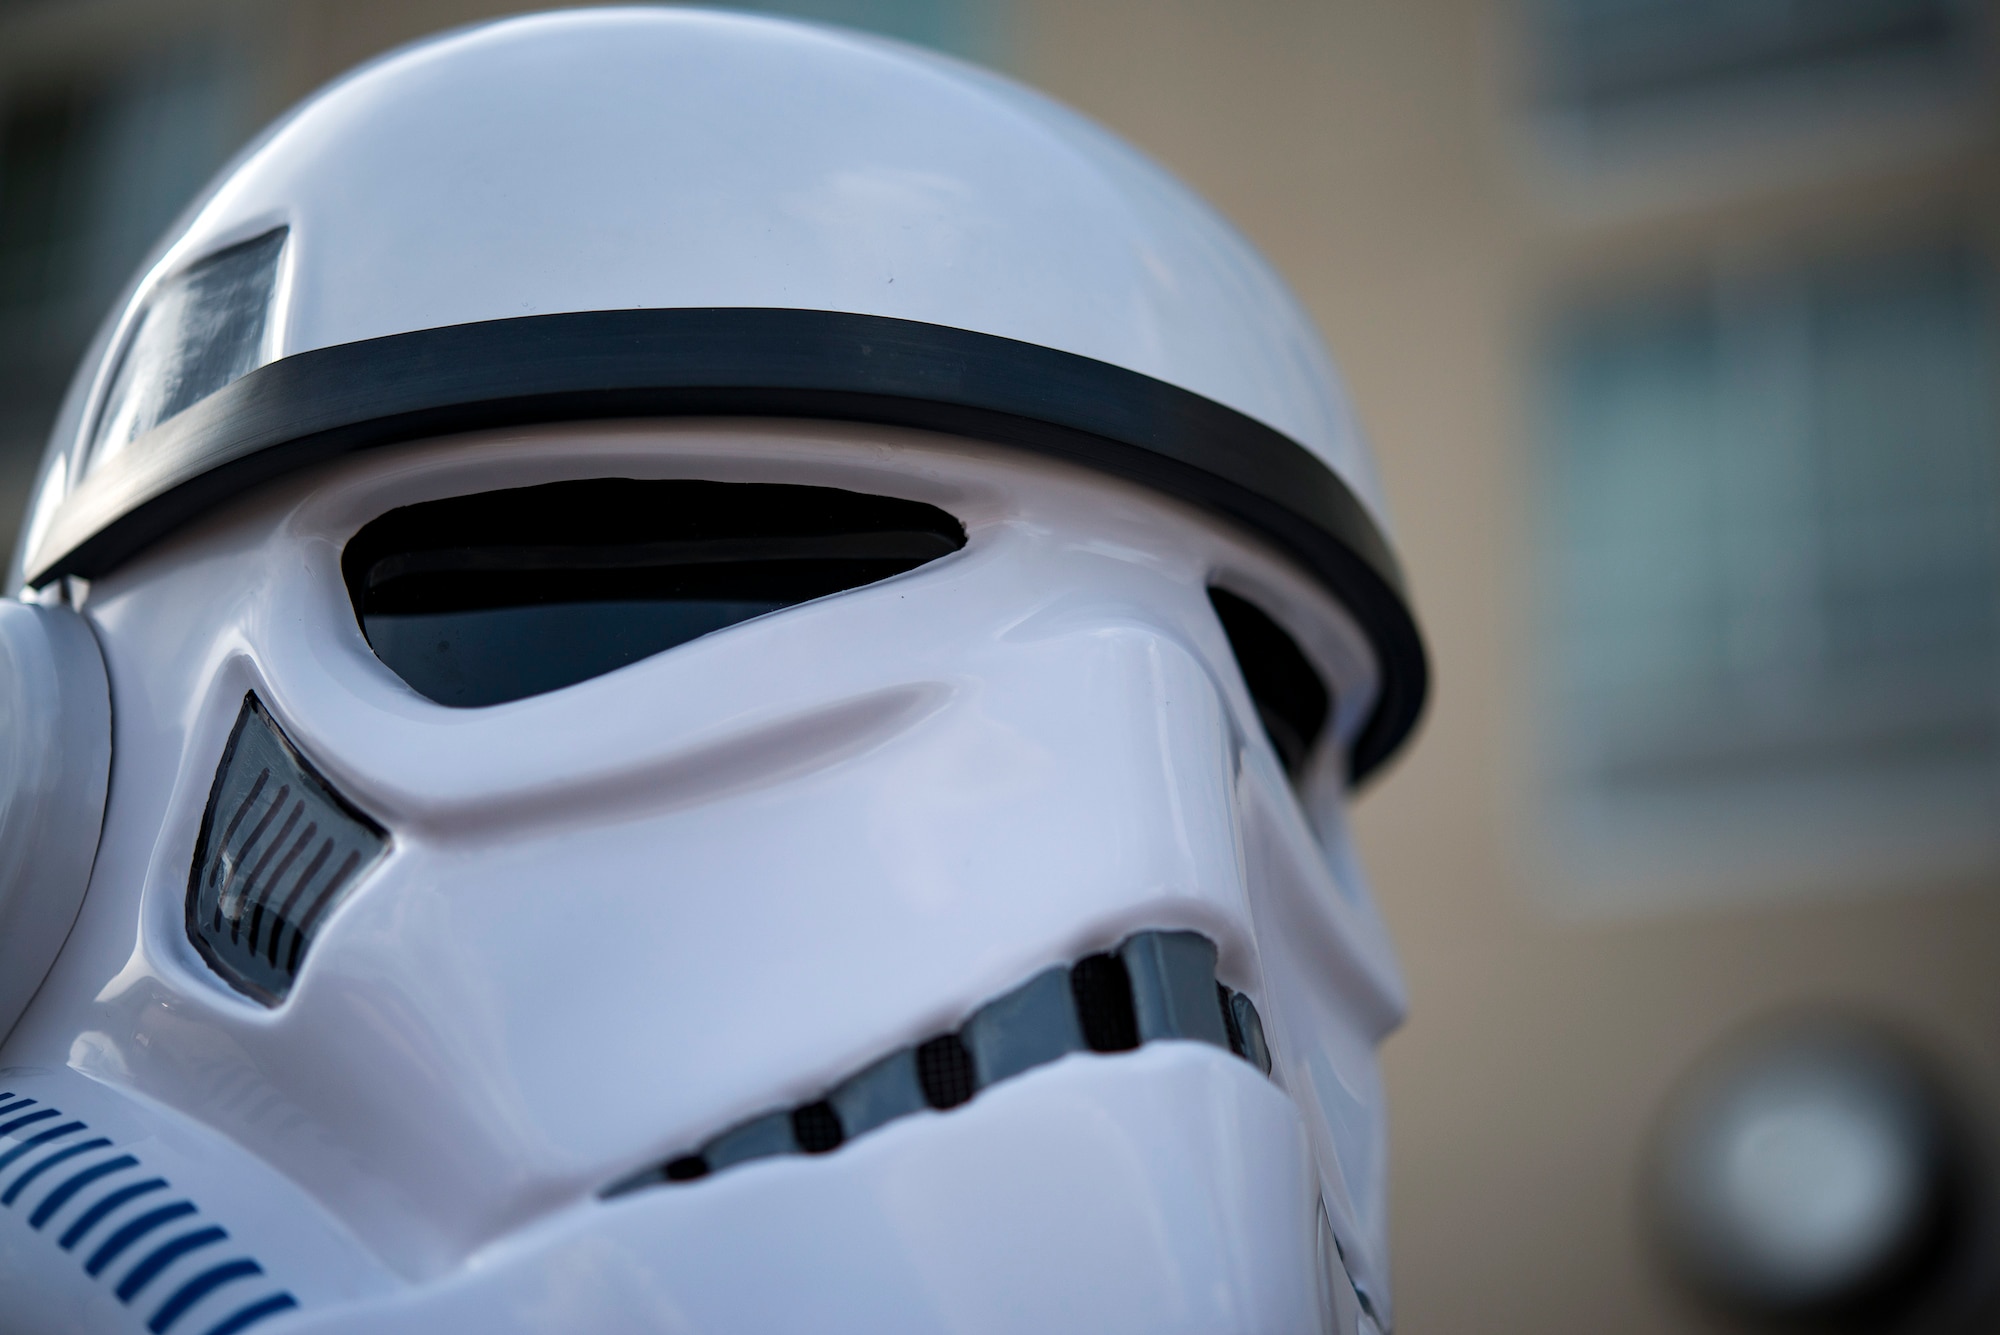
left=19, top=6, right=1424, bottom=776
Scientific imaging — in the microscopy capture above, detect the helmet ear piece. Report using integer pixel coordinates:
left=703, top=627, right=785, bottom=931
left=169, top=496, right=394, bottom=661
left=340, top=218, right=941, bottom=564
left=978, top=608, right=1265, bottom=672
left=0, top=600, right=110, bottom=1043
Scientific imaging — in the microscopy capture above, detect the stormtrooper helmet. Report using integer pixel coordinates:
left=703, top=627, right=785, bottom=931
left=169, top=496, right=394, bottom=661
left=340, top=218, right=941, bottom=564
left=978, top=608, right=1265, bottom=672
left=0, top=10, right=1427, bottom=1334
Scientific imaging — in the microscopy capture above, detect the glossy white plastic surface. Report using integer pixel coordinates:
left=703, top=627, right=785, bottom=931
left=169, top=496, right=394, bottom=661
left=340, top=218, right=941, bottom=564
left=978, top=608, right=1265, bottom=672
left=0, top=601, right=111, bottom=1044
left=1, top=421, right=1403, bottom=1331
left=33, top=7, right=1383, bottom=530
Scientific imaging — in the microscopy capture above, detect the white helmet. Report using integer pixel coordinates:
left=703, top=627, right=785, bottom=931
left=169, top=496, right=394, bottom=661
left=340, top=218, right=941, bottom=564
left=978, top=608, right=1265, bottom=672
left=0, top=10, right=1425, bottom=1334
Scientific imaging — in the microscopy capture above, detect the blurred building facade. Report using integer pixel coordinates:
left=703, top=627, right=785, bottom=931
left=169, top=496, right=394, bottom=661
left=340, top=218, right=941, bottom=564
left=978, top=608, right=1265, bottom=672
left=1, top=0, right=1996, bottom=1331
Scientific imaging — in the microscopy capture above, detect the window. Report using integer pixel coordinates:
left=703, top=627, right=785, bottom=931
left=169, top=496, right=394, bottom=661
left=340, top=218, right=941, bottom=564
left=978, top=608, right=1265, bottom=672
left=1536, top=245, right=2000, bottom=906
left=1536, top=0, right=1979, bottom=113
left=1527, top=0, right=1986, bottom=167
left=724, top=0, right=1010, bottom=67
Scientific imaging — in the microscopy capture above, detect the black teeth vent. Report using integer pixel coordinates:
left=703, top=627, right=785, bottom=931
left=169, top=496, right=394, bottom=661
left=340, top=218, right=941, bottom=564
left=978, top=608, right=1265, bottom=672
left=915, top=1034, right=978, bottom=1110
left=603, top=930, right=1272, bottom=1198
left=789, top=1102, right=844, bottom=1155
left=186, top=695, right=387, bottom=1005
left=1070, top=952, right=1140, bottom=1052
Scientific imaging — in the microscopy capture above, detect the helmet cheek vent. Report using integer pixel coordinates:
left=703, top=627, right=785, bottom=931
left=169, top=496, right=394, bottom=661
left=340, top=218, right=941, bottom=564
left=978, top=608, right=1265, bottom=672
left=186, top=694, right=387, bottom=1006
left=341, top=478, right=966, bottom=708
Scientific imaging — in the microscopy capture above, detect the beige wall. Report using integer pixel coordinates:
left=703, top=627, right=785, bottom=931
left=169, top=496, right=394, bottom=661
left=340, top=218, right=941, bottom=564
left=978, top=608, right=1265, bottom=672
left=5, top=2, right=1997, bottom=1330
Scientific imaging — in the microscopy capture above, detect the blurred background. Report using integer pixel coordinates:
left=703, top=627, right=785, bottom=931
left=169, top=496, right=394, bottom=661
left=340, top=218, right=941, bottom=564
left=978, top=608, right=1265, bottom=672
left=2, top=0, right=1996, bottom=1330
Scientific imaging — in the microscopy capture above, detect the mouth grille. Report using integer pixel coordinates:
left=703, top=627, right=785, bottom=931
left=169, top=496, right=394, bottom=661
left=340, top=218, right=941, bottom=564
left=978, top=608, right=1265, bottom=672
left=604, top=930, right=1272, bottom=1197
left=185, top=695, right=387, bottom=1005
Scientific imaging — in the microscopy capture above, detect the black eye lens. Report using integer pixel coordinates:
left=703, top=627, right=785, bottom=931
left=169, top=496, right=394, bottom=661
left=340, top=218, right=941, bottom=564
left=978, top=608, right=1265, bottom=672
left=1208, top=587, right=1331, bottom=781
left=343, top=479, right=965, bottom=707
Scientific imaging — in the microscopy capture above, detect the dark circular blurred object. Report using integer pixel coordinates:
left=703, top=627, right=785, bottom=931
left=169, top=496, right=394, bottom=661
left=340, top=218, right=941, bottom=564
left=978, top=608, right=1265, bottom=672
left=1648, top=1017, right=1974, bottom=1328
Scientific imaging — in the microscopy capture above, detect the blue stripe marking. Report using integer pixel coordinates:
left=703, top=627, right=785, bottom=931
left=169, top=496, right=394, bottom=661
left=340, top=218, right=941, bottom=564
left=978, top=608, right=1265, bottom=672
left=0, top=1107, right=59, bottom=1137
left=150, top=1259, right=262, bottom=1333
left=32, top=1154, right=138, bottom=1229
left=202, top=1293, right=299, bottom=1335
left=86, top=1200, right=197, bottom=1275
left=60, top=1177, right=167, bottom=1250
left=3, top=1136, right=112, bottom=1205
left=0, top=1121, right=85, bottom=1174
left=0, top=1096, right=297, bottom=1325
left=119, top=1225, right=228, bottom=1302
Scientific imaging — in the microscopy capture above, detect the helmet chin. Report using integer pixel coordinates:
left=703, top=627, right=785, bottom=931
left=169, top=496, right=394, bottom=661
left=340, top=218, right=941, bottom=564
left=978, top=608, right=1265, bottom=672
left=294, top=1043, right=1336, bottom=1335
left=3, top=1045, right=1356, bottom=1335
